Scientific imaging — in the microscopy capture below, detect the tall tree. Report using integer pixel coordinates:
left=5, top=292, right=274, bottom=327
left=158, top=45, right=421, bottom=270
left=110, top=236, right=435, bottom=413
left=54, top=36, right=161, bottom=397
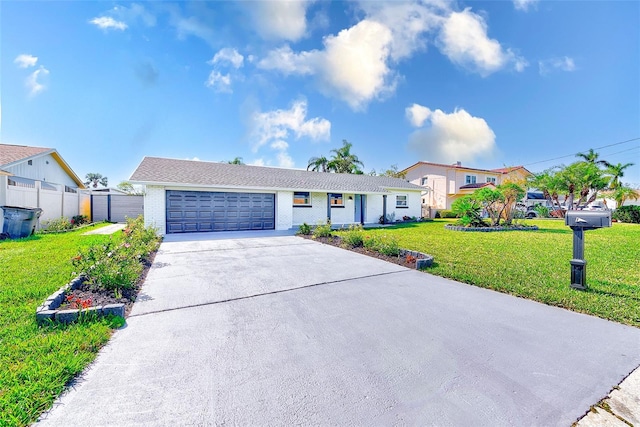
left=604, top=162, right=634, bottom=189
left=326, top=140, right=364, bottom=174
left=602, top=185, right=640, bottom=208
left=227, top=157, right=244, bottom=165
left=575, top=148, right=608, bottom=165
left=307, top=155, right=329, bottom=172
left=307, top=140, right=365, bottom=174
left=117, top=181, right=144, bottom=195
left=84, top=173, right=108, bottom=188
left=381, top=164, right=407, bottom=179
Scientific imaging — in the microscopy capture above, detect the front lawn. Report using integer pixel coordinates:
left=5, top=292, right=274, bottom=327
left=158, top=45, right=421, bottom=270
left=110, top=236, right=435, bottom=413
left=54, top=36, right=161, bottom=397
left=363, top=219, right=640, bottom=327
left=0, top=225, right=118, bottom=427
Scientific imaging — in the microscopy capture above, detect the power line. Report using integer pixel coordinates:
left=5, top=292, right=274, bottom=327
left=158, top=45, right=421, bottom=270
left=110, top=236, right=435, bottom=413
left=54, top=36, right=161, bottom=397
left=523, top=137, right=640, bottom=167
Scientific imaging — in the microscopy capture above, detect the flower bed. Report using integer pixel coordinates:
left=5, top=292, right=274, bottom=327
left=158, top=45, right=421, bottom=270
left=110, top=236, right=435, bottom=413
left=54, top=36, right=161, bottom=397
left=445, top=224, right=539, bottom=232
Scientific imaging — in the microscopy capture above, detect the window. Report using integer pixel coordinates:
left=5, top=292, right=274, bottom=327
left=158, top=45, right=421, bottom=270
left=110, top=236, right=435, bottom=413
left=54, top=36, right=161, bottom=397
left=421, top=177, right=428, bottom=186
left=465, top=175, right=477, bottom=184
left=396, top=195, right=408, bottom=208
left=293, top=191, right=311, bottom=206
left=65, top=186, right=78, bottom=193
left=329, top=193, right=343, bottom=207
left=28, top=160, right=33, bottom=166
left=486, top=177, right=496, bottom=184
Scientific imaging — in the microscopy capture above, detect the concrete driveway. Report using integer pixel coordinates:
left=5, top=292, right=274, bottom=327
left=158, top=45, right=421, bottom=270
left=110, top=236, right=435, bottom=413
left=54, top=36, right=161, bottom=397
left=37, top=233, right=640, bottom=426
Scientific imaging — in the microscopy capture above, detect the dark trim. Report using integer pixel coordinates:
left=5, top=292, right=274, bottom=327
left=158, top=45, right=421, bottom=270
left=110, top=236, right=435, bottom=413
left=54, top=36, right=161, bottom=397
left=90, top=194, right=94, bottom=222
left=107, top=194, right=112, bottom=222
left=330, top=206, right=345, bottom=209
left=396, top=206, right=409, bottom=209
left=293, top=205, right=313, bottom=208
left=382, top=195, right=387, bottom=224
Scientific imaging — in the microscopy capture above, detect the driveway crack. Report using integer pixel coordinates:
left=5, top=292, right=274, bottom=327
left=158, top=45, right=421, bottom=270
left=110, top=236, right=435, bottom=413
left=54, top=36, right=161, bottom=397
left=128, top=269, right=410, bottom=318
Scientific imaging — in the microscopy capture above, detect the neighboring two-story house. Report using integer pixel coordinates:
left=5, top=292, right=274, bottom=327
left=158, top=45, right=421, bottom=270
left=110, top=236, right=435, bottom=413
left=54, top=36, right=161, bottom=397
left=402, top=161, right=531, bottom=217
left=0, top=144, right=87, bottom=230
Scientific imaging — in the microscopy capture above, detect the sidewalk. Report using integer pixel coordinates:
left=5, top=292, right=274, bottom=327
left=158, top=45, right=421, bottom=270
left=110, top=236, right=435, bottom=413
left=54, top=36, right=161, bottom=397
left=577, top=366, right=640, bottom=426
left=82, top=223, right=125, bottom=235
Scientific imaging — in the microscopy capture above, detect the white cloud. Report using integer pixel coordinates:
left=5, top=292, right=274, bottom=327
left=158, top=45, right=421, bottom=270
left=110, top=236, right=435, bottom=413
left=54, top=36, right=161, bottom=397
left=406, top=103, right=432, bottom=127
left=249, top=99, right=330, bottom=168
left=513, top=0, right=538, bottom=12
left=358, top=1, right=444, bottom=61
left=407, top=107, right=497, bottom=164
left=113, top=3, right=156, bottom=27
left=437, top=8, right=526, bottom=76
left=257, top=45, right=316, bottom=75
left=276, top=151, right=295, bottom=168
left=14, top=54, right=38, bottom=68
left=26, top=66, right=50, bottom=96
left=539, top=56, right=576, bottom=75
left=210, top=48, right=244, bottom=69
left=270, top=140, right=289, bottom=151
left=245, top=0, right=311, bottom=42
left=89, top=16, right=128, bottom=31
left=251, top=99, right=330, bottom=151
left=258, top=20, right=396, bottom=110
left=205, top=71, right=232, bottom=93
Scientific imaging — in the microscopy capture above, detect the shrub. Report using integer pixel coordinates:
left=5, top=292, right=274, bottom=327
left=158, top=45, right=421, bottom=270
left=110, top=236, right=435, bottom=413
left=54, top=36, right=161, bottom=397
left=341, top=224, right=364, bottom=248
left=312, top=220, right=332, bottom=238
left=71, top=214, right=89, bottom=226
left=613, top=205, right=640, bottom=224
left=361, top=233, right=399, bottom=256
left=72, top=215, right=160, bottom=296
left=297, top=222, right=312, bottom=235
left=439, top=210, right=457, bottom=219
left=40, top=217, right=74, bottom=232
left=452, top=196, right=485, bottom=227
left=533, top=205, right=550, bottom=218
left=376, top=235, right=400, bottom=256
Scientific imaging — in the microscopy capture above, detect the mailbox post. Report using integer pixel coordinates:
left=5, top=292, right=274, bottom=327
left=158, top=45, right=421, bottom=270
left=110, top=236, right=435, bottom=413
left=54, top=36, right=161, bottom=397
left=565, top=210, right=612, bottom=290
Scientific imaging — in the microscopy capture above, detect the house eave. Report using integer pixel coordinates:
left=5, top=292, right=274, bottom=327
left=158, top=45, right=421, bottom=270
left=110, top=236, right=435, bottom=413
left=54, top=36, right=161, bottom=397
left=128, top=180, right=421, bottom=195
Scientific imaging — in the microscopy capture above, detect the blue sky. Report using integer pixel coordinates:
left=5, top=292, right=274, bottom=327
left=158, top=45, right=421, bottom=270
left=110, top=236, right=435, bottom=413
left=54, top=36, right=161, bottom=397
left=2, top=0, right=639, bottom=187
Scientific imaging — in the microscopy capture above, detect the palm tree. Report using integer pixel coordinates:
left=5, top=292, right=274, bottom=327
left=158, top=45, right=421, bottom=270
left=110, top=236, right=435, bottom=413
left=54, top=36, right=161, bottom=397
left=608, top=185, right=640, bottom=208
left=604, top=162, right=634, bottom=189
left=326, top=140, right=364, bottom=174
left=307, top=155, right=329, bottom=172
left=576, top=148, right=608, bottom=166
left=84, top=173, right=108, bottom=188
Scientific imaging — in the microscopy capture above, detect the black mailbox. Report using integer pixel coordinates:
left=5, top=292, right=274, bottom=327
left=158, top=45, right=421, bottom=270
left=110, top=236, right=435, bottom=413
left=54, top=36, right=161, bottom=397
left=565, top=211, right=612, bottom=229
left=565, top=210, right=611, bottom=290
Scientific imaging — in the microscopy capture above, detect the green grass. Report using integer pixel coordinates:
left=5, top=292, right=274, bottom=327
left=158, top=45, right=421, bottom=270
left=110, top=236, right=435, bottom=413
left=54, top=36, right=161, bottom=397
left=0, top=225, right=121, bottom=427
left=359, top=219, right=640, bottom=327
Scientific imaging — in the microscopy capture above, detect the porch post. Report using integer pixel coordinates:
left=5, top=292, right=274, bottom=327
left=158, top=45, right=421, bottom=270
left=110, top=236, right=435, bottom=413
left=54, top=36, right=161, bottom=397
left=326, top=193, right=331, bottom=223
left=382, top=195, right=387, bottom=224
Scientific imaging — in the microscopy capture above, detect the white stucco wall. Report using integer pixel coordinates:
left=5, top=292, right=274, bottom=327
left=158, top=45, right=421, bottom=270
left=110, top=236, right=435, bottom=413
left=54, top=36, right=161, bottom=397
left=276, top=191, right=293, bottom=230
left=292, top=192, right=328, bottom=227
left=143, top=186, right=422, bottom=234
left=143, top=185, right=166, bottom=234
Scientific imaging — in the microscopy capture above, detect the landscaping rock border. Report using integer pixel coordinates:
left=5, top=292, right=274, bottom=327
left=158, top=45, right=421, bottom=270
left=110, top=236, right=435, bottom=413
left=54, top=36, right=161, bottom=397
left=398, top=248, right=434, bottom=269
left=36, top=276, right=125, bottom=325
left=445, top=224, right=539, bottom=232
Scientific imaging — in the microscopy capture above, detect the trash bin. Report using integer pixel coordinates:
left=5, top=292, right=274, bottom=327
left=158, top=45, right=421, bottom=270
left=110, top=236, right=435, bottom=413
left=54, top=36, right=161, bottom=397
left=1, top=206, right=43, bottom=239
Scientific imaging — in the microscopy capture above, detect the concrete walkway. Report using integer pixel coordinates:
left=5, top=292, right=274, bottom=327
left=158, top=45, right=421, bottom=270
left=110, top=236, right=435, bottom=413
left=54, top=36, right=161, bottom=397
left=36, top=234, right=640, bottom=426
left=82, top=223, right=126, bottom=235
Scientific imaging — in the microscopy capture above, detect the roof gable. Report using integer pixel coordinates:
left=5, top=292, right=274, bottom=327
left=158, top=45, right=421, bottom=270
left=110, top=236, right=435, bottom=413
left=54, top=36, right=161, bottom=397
left=402, top=161, right=531, bottom=176
left=0, top=144, right=85, bottom=188
left=130, top=157, right=423, bottom=194
left=0, top=144, right=52, bottom=166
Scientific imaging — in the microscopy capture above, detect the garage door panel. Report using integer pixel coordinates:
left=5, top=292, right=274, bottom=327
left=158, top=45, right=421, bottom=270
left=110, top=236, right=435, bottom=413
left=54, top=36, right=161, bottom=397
left=166, top=191, right=275, bottom=234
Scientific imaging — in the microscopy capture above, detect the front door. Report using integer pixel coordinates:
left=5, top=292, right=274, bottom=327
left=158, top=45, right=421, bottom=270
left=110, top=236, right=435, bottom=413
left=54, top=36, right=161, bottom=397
left=354, top=194, right=366, bottom=224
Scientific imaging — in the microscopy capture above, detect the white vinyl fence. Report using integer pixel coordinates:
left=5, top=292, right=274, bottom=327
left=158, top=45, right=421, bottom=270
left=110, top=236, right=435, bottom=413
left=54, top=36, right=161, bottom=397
left=0, top=176, right=91, bottom=231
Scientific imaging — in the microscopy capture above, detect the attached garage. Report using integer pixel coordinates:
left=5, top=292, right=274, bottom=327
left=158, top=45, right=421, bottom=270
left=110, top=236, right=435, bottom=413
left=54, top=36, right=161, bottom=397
left=165, top=190, right=275, bottom=234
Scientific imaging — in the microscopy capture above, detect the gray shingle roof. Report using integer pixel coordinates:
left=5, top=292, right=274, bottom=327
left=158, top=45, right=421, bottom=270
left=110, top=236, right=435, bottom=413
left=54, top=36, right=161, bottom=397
left=130, top=157, right=423, bottom=194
